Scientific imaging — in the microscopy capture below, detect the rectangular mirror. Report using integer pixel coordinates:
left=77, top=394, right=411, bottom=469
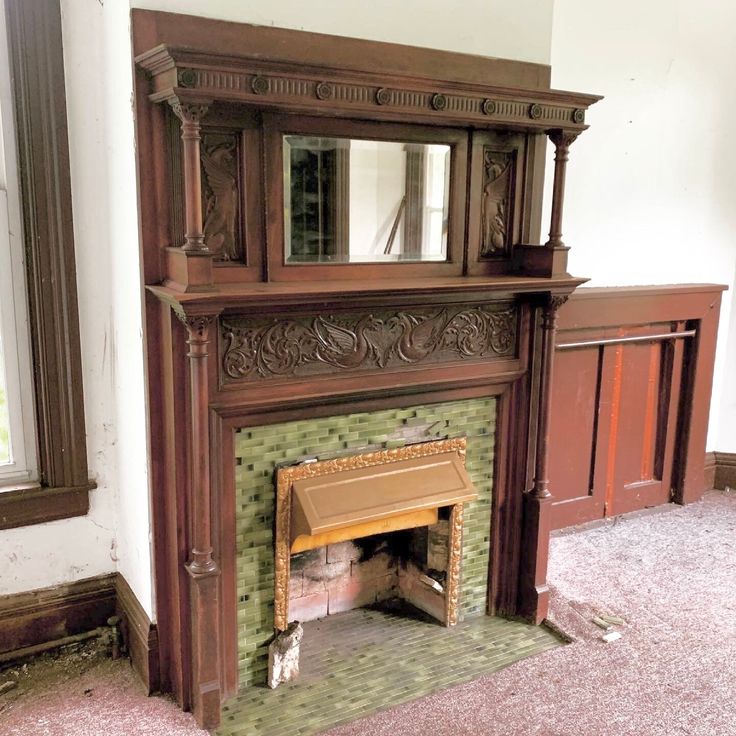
left=283, top=135, right=451, bottom=263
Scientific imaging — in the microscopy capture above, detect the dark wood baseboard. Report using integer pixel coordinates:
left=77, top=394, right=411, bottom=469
left=116, top=574, right=160, bottom=694
left=704, top=452, right=717, bottom=490
left=0, top=573, right=159, bottom=694
left=712, top=451, right=736, bottom=491
left=0, top=574, right=116, bottom=655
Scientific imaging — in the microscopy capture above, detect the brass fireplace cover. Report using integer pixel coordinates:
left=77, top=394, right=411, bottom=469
left=290, top=451, right=477, bottom=540
left=273, top=437, right=473, bottom=631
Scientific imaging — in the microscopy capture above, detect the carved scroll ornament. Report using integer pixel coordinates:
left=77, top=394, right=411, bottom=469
left=221, top=304, right=517, bottom=382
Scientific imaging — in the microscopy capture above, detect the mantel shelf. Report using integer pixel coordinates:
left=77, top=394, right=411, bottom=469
left=148, top=274, right=589, bottom=314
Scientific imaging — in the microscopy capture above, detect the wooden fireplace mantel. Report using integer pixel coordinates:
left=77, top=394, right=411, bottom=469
left=132, top=9, right=601, bottom=729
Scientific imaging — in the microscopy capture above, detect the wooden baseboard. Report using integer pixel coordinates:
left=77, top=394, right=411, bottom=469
left=0, top=572, right=159, bottom=694
left=116, top=573, right=160, bottom=694
left=704, top=451, right=717, bottom=490
left=0, top=573, right=116, bottom=655
left=713, top=451, right=736, bottom=491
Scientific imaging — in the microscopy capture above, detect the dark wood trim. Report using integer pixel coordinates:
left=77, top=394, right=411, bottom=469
left=0, top=574, right=116, bottom=656
left=0, top=572, right=160, bottom=696
left=549, top=285, right=725, bottom=530
left=4, top=0, right=91, bottom=523
left=0, top=482, right=93, bottom=531
left=116, top=574, right=160, bottom=695
left=704, top=451, right=716, bottom=490
left=713, top=451, right=736, bottom=491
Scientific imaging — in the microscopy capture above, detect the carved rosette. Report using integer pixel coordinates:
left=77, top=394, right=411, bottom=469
left=221, top=304, right=518, bottom=383
left=445, top=503, right=464, bottom=626
left=273, top=437, right=468, bottom=632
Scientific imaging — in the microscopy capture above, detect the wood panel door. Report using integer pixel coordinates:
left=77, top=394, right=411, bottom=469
left=546, top=285, right=727, bottom=531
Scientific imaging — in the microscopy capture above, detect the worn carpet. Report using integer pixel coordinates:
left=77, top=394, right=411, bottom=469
left=2, top=490, right=735, bottom=735
left=324, top=490, right=736, bottom=736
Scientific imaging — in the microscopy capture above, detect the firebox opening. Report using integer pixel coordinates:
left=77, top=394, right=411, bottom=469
left=288, top=519, right=453, bottom=626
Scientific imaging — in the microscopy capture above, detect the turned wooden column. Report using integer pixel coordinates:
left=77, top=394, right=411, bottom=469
left=178, top=310, right=222, bottom=729
left=544, top=130, right=578, bottom=250
left=532, top=295, right=567, bottom=499
left=519, top=294, right=567, bottom=623
left=170, top=101, right=210, bottom=252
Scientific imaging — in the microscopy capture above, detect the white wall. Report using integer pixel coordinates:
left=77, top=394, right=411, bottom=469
left=130, top=0, right=553, bottom=64
left=546, top=0, right=736, bottom=451
left=0, top=0, right=154, bottom=615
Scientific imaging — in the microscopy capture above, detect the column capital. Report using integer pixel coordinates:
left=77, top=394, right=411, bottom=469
left=547, top=128, right=579, bottom=150
left=169, top=99, right=210, bottom=126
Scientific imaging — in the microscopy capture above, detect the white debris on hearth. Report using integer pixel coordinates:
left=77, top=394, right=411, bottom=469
left=268, top=622, right=304, bottom=689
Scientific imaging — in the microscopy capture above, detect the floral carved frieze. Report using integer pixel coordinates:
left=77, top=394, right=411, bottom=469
left=221, top=304, right=517, bottom=382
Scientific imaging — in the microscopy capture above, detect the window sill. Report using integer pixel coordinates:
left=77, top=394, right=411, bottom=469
left=0, top=481, right=96, bottom=530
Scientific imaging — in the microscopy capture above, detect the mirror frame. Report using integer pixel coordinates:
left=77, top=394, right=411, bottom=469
left=264, top=114, right=468, bottom=281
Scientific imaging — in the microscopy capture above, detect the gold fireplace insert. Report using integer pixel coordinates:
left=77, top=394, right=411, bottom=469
left=274, top=437, right=477, bottom=631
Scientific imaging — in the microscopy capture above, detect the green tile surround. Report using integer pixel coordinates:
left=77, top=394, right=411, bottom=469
left=233, top=398, right=496, bottom=689
left=217, top=606, right=562, bottom=736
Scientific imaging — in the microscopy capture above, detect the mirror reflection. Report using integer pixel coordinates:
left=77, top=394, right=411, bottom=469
left=284, top=135, right=451, bottom=263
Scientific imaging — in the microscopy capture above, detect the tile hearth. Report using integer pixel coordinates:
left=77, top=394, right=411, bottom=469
left=217, top=604, right=562, bottom=736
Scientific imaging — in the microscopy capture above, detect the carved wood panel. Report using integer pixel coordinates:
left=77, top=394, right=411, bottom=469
left=200, top=131, right=243, bottom=262
left=480, top=148, right=516, bottom=258
left=220, top=303, right=518, bottom=383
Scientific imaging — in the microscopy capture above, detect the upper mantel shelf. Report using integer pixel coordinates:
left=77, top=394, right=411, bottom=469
left=147, top=275, right=589, bottom=315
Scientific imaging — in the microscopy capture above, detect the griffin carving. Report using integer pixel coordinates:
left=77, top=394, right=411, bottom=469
left=313, top=315, right=383, bottom=369
left=201, top=134, right=240, bottom=261
left=480, top=150, right=513, bottom=257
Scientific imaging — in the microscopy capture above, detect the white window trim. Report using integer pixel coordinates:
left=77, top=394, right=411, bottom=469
left=0, top=0, right=38, bottom=487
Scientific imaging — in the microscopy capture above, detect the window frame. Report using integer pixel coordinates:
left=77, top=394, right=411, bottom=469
left=0, top=0, right=93, bottom=529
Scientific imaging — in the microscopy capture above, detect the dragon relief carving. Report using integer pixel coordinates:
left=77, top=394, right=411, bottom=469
left=221, top=305, right=517, bottom=381
left=200, top=132, right=242, bottom=262
left=480, top=149, right=514, bottom=258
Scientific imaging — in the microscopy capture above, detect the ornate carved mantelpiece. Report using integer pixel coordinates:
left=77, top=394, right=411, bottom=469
left=132, top=9, right=600, bottom=729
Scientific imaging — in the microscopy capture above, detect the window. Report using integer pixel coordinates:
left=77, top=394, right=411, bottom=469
left=0, top=10, right=38, bottom=485
left=1, top=0, right=91, bottom=529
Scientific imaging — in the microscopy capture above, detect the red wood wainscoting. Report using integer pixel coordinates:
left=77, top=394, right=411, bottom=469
left=548, top=285, right=724, bottom=530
